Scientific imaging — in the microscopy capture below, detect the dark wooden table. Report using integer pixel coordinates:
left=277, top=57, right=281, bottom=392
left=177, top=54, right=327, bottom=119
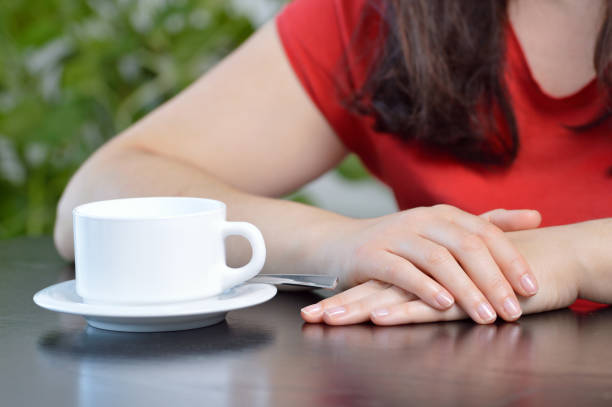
left=2, top=237, right=612, bottom=406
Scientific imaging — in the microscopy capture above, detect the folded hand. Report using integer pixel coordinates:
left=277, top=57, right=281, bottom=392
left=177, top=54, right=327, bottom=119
left=304, top=221, right=580, bottom=325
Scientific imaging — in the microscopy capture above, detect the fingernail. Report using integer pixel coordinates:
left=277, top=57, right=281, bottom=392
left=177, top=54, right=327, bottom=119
left=520, top=274, right=537, bottom=294
left=503, top=297, right=522, bottom=319
left=435, top=292, right=454, bottom=308
left=301, top=304, right=322, bottom=315
left=324, top=306, right=346, bottom=318
left=477, top=302, right=496, bottom=322
left=371, top=308, right=389, bottom=318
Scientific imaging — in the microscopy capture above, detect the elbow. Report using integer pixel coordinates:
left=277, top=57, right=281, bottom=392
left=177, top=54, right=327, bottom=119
left=53, top=195, right=75, bottom=262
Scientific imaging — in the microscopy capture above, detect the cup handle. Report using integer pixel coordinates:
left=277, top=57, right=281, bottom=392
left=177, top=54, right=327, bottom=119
left=220, top=221, right=266, bottom=290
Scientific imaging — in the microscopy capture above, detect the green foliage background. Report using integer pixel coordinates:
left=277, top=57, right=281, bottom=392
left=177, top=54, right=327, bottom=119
left=0, top=0, right=369, bottom=239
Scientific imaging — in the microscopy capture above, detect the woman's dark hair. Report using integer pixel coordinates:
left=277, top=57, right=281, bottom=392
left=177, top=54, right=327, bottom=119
left=346, top=0, right=612, bottom=166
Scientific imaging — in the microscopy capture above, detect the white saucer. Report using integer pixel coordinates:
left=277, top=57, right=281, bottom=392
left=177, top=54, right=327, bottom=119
left=33, top=280, right=277, bottom=332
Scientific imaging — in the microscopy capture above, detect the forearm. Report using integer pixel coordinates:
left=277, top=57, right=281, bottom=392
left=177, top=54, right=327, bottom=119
left=54, top=144, right=353, bottom=274
left=506, top=219, right=612, bottom=312
left=574, top=218, right=612, bottom=303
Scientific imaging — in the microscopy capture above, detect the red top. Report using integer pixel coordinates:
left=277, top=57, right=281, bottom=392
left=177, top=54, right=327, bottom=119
left=276, top=0, right=611, bottom=311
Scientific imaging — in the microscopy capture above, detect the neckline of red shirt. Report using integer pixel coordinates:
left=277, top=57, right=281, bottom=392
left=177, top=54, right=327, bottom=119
left=505, top=20, right=601, bottom=116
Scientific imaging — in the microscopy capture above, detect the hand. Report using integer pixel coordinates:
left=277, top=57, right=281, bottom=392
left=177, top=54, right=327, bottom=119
left=313, top=206, right=542, bottom=323
left=303, top=224, right=581, bottom=325
left=305, top=205, right=542, bottom=324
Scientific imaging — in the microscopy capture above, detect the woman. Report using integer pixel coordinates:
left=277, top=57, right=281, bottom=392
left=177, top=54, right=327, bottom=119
left=54, top=0, right=612, bottom=325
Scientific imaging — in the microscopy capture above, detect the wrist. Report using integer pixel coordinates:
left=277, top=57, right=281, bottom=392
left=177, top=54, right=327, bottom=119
left=508, top=224, right=582, bottom=300
left=313, top=215, right=373, bottom=286
left=573, top=218, right=612, bottom=301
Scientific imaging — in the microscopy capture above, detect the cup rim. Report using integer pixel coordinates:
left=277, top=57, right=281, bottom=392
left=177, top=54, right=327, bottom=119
left=73, top=197, right=226, bottom=221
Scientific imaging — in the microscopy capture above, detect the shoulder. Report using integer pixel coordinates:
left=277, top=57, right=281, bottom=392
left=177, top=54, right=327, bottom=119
left=276, top=0, right=384, bottom=93
left=277, top=0, right=375, bottom=51
left=278, top=0, right=370, bottom=28
left=274, top=0, right=385, bottom=177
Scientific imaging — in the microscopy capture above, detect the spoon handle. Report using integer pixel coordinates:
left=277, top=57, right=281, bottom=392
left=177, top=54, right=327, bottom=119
left=249, top=274, right=338, bottom=290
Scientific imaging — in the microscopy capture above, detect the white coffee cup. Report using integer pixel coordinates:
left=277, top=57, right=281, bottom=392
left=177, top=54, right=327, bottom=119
left=72, top=197, right=266, bottom=305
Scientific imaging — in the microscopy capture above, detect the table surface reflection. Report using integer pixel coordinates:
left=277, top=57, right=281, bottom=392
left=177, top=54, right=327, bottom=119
left=1, top=237, right=612, bottom=406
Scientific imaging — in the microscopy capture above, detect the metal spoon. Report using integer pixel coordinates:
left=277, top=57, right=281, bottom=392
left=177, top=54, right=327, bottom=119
left=249, top=274, right=338, bottom=290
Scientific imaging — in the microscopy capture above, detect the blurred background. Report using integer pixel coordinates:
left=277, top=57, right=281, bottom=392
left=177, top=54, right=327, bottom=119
left=0, top=0, right=396, bottom=241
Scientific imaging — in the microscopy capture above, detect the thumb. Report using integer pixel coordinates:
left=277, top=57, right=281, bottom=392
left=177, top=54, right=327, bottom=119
left=480, top=209, right=542, bottom=232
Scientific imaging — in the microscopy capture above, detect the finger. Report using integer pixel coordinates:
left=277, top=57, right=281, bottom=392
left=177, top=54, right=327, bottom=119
left=479, top=209, right=542, bottom=231
left=322, top=284, right=415, bottom=325
left=434, top=206, right=539, bottom=298
left=389, top=235, right=498, bottom=324
left=370, top=300, right=468, bottom=325
left=355, top=250, right=455, bottom=310
left=420, top=219, right=523, bottom=322
left=300, top=280, right=390, bottom=323
left=455, top=210, right=540, bottom=297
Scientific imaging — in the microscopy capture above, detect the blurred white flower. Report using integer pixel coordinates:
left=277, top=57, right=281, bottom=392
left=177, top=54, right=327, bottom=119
left=0, top=136, right=26, bottom=185
left=0, top=92, right=17, bottom=113
left=189, top=9, right=211, bottom=30
left=81, top=123, right=104, bottom=149
left=76, top=19, right=114, bottom=41
left=26, top=38, right=73, bottom=74
left=130, top=0, right=169, bottom=33
left=118, top=54, right=142, bottom=82
left=40, top=67, right=63, bottom=101
left=24, top=142, right=48, bottom=168
left=230, top=0, right=281, bottom=26
left=87, top=0, right=118, bottom=19
left=164, top=13, right=186, bottom=34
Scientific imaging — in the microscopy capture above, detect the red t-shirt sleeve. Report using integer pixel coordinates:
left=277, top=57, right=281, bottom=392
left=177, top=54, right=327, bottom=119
left=276, top=0, right=381, bottom=175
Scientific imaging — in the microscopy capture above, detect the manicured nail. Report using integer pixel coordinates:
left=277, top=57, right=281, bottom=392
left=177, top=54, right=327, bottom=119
left=520, top=274, right=537, bottom=295
left=503, top=297, right=522, bottom=319
left=435, top=292, right=454, bottom=308
left=371, top=308, right=390, bottom=318
left=301, top=304, right=322, bottom=315
left=324, top=306, right=346, bottom=317
left=477, top=302, right=496, bottom=322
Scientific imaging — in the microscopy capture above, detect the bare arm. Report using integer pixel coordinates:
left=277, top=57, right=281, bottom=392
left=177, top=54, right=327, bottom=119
left=55, top=17, right=573, bottom=325
left=572, top=218, right=612, bottom=304
left=54, top=21, right=349, bottom=272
